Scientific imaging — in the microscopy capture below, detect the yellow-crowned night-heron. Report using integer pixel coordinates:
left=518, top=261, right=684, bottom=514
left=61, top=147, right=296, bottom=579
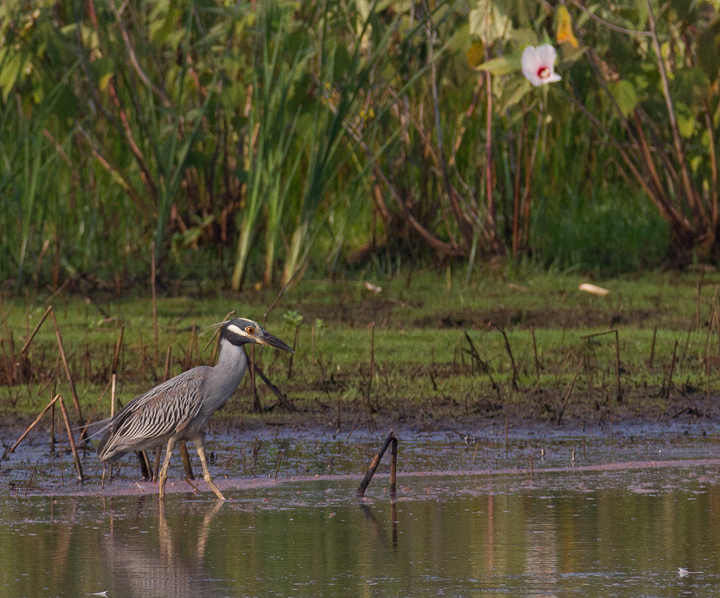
left=96, top=318, right=292, bottom=500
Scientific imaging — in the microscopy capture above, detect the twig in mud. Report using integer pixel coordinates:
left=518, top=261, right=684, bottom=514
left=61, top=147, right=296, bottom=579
left=696, top=271, right=704, bottom=329
left=556, top=362, right=581, bottom=426
left=345, top=414, right=360, bottom=442
left=649, top=326, right=657, bottom=367
left=252, top=437, right=262, bottom=470
left=254, top=364, right=296, bottom=411
left=287, top=324, right=301, bottom=379
left=531, top=325, right=540, bottom=384
left=390, top=437, right=397, bottom=496
left=366, top=322, right=376, bottom=413
left=274, top=449, right=285, bottom=482
left=464, top=331, right=501, bottom=399
left=493, top=323, right=519, bottom=389
left=356, top=430, right=397, bottom=497
left=5, top=394, right=62, bottom=458
left=666, top=340, right=679, bottom=398
left=24, top=460, right=39, bottom=499
left=45, top=308, right=85, bottom=428
left=57, top=394, right=84, bottom=482
left=221, top=438, right=237, bottom=477
left=680, top=319, right=694, bottom=366
left=670, top=406, right=691, bottom=419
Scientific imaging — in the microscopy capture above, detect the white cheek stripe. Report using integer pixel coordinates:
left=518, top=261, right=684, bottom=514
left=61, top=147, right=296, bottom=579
left=227, top=324, right=246, bottom=336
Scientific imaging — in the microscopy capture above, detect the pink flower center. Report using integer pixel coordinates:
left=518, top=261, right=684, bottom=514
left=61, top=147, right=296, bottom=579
left=537, top=67, right=550, bottom=79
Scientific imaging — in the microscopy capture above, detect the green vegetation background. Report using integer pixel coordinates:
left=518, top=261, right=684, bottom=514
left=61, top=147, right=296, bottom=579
left=4, top=0, right=711, bottom=294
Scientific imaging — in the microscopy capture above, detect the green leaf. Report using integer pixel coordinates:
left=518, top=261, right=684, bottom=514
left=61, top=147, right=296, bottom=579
left=607, top=79, right=638, bottom=117
left=697, top=22, right=720, bottom=81
left=498, top=77, right=531, bottom=111
left=475, top=55, right=521, bottom=75
left=0, top=51, right=25, bottom=101
left=673, top=66, right=710, bottom=107
left=676, top=102, right=696, bottom=138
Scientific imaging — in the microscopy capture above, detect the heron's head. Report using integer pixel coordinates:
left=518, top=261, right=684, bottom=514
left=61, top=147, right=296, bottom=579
left=220, top=318, right=293, bottom=353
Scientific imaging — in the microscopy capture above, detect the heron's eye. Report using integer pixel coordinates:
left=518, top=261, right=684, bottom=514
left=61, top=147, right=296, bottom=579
left=245, top=326, right=255, bottom=334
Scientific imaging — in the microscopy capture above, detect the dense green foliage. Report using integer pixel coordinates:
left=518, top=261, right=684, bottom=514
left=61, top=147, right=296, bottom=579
left=0, top=1, right=718, bottom=290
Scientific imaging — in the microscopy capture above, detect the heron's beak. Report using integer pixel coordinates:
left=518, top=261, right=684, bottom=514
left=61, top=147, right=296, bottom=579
left=257, top=330, right=294, bottom=353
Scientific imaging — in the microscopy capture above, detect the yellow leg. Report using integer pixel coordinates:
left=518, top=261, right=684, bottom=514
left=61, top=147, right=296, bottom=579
left=195, top=435, right=226, bottom=500
left=158, top=437, right=176, bottom=500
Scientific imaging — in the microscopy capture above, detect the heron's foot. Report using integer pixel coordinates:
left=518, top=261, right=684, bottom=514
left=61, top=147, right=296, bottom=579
left=205, top=476, right=226, bottom=500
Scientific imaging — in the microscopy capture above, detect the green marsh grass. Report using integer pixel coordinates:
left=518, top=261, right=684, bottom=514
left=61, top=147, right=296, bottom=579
left=2, top=270, right=719, bottom=426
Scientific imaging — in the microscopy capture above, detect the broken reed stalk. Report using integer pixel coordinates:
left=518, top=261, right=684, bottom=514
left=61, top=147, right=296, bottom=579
left=48, top=308, right=85, bottom=427
left=356, top=430, right=397, bottom=497
left=57, top=394, right=84, bottom=482
left=109, top=373, right=116, bottom=480
left=50, top=398, right=55, bottom=456
left=666, top=339, right=679, bottom=399
left=649, top=326, right=657, bottom=367
left=274, top=449, right=285, bottom=482
left=366, top=322, right=376, bottom=411
left=254, top=364, right=296, bottom=411
left=151, top=242, right=159, bottom=364
left=556, top=363, right=581, bottom=426
left=287, top=325, right=300, bottom=379
left=23, top=460, right=40, bottom=498
left=696, top=271, right=704, bottom=329
left=164, top=345, right=172, bottom=381
left=5, top=394, right=62, bottom=457
left=112, top=325, right=124, bottom=374
left=680, top=319, right=694, bottom=366
left=493, top=324, right=518, bottom=389
left=138, top=451, right=152, bottom=480
left=390, top=436, right=397, bottom=496
left=464, top=330, right=501, bottom=399
left=20, top=305, right=52, bottom=354
left=531, top=325, right=540, bottom=384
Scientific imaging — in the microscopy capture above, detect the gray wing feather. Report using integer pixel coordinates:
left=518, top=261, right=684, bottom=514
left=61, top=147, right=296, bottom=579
left=98, top=369, right=206, bottom=461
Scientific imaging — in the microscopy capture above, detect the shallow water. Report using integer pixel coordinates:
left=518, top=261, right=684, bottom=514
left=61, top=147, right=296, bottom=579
left=2, top=421, right=720, bottom=597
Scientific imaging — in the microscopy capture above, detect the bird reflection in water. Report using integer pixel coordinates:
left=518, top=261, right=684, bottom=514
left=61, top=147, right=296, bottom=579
left=102, top=499, right=228, bottom=598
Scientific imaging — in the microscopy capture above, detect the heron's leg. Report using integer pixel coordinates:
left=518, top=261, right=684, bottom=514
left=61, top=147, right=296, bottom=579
left=158, top=437, right=176, bottom=500
left=194, top=435, right=226, bottom=500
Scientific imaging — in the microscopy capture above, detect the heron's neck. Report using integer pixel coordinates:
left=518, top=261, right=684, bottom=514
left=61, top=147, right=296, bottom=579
left=206, top=339, right=248, bottom=409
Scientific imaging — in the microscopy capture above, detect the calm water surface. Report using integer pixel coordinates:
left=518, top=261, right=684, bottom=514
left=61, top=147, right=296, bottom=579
left=1, top=423, right=720, bottom=597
